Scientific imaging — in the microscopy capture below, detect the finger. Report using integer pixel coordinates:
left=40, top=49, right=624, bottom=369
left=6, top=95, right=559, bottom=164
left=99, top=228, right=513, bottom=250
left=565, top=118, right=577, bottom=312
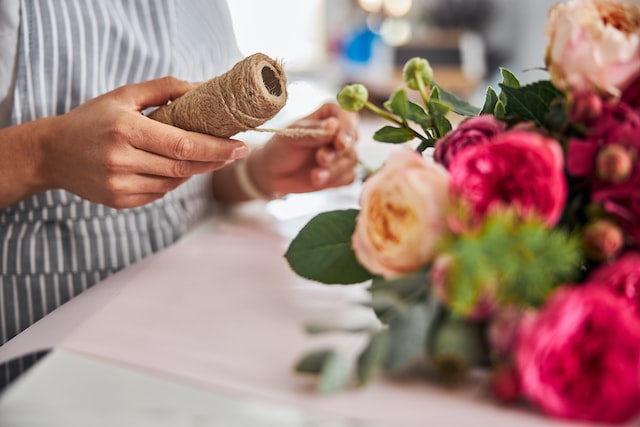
left=311, top=165, right=357, bottom=189
left=118, top=145, right=234, bottom=178
left=98, top=175, right=189, bottom=209
left=131, top=119, right=248, bottom=163
left=316, top=144, right=358, bottom=168
left=114, top=76, right=198, bottom=109
left=311, top=154, right=359, bottom=188
left=301, top=103, right=359, bottom=150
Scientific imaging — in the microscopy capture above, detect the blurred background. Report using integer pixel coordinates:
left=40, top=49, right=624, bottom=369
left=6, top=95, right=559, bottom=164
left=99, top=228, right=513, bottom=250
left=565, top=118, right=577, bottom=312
left=226, top=0, right=559, bottom=222
left=227, top=0, right=558, bottom=110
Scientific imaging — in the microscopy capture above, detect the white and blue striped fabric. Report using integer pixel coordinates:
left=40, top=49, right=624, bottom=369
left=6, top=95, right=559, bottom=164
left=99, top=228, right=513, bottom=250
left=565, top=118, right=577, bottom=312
left=0, top=0, right=242, bottom=387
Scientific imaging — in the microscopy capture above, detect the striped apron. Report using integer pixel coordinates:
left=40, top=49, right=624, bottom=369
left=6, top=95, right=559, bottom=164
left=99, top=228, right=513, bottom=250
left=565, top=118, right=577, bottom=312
left=0, top=0, right=241, bottom=387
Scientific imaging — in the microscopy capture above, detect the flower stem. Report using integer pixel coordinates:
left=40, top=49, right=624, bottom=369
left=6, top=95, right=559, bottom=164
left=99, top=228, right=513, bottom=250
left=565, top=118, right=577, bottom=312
left=364, top=101, right=430, bottom=144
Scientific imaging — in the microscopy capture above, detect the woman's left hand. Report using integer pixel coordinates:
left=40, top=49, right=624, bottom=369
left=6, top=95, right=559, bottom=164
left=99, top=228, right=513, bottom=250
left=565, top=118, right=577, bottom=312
left=246, top=102, right=359, bottom=197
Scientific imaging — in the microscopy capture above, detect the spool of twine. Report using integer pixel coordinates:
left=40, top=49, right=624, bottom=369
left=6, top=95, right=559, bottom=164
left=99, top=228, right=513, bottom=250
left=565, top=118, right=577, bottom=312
left=148, top=52, right=290, bottom=138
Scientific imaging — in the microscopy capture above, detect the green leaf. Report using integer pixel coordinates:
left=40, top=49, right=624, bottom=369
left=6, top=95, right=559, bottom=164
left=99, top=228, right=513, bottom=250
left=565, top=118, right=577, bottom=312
left=384, top=88, right=409, bottom=119
left=317, top=351, right=350, bottom=394
left=427, top=99, right=452, bottom=117
left=494, top=100, right=507, bottom=120
left=285, top=210, right=372, bottom=284
left=305, top=324, right=374, bottom=335
left=373, top=126, right=415, bottom=143
left=406, top=101, right=430, bottom=128
left=295, top=349, right=350, bottom=394
left=428, top=100, right=454, bottom=138
left=384, top=303, right=434, bottom=372
left=500, top=68, right=520, bottom=88
left=480, top=86, right=499, bottom=115
left=295, top=349, right=333, bottom=374
left=432, top=84, right=480, bottom=116
left=356, top=330, right=390, bottom=386
left=499, top=81, right=563, bottom=128
left=370, top=269, right=430, bottom=300
left=416, top=138, right=437, bottom=153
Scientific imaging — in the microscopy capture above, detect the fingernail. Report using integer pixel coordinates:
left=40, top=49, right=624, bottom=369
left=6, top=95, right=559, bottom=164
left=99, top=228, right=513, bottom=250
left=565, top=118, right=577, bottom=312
left=317, top=169, right=330, bottom=184
left=343, top=134, right=353, bottom=148
left=231, top=146, right=248, bottom=159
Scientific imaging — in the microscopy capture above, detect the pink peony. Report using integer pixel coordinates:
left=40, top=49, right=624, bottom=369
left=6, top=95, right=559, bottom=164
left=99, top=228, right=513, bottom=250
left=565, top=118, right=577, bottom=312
left=352, top=149, right=450, bottom=279
left=544, top=0, right=640, bottom=98
left=588, top=251, right=640, bottom=311
left=516, top=286, right=640, bottom=423
left=448, top=131, right=566, bottom=228
left=566, top=100, right=640, bottom=244
left=433, top=115, right=506, bottom=169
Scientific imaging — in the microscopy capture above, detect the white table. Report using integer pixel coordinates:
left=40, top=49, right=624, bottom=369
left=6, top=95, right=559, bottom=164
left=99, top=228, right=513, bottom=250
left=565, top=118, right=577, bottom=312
left=0, top=192, right=604, bottom=427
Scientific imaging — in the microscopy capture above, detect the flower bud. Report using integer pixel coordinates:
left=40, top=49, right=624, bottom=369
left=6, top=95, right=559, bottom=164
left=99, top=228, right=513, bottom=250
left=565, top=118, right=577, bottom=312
left=402, top=57, right=433, bottom=91
left=336, top=84, right=368, bottom=112
left=489, top=364, right=521, bottom=404
left=596, top=144, right=633, bottom=184
left=570, top=91, right=603, bottom=125
left=583, top=219, right=624, bottom=262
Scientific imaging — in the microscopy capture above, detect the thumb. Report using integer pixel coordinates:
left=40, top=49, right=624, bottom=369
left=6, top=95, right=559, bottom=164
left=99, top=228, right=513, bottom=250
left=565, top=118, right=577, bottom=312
left=116, top=76, right=199, bottom=109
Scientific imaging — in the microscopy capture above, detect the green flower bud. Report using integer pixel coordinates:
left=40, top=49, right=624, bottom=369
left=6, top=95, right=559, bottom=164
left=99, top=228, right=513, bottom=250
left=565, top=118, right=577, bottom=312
left=337, top=84, right=369, bottom=112
left=403, top=57, right=433, bottom=90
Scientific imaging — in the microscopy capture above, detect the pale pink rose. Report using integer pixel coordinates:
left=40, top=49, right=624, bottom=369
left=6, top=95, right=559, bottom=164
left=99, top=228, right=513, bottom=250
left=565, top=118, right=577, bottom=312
left=448, top=131, right=567, bottom=228
left=545, top=0, right=640, bottom=97
left=352, top=150, right=450, bottom=279
left=516, top=286, right=640, bottom=423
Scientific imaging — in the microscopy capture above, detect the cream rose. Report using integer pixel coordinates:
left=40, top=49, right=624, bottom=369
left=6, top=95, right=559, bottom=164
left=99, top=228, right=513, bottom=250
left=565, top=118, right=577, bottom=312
left=352, top=149, right=450, bottom=279
left=545, top=0, right=640, bottom=97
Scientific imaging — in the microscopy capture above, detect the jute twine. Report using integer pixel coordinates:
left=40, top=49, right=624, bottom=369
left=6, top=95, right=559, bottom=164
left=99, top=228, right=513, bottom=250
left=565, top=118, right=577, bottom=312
left=149, top=52, right=330, bottom=138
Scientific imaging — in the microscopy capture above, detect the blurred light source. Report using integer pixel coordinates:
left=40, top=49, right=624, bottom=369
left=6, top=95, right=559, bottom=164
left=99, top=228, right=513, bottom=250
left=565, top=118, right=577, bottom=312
left=380, top=17, right=412, bottom=46
left=383, top=0, right=412, bottom=17
left=227, top=0, right=324, bottom=72
left=358, top=0, right=384, bottom=13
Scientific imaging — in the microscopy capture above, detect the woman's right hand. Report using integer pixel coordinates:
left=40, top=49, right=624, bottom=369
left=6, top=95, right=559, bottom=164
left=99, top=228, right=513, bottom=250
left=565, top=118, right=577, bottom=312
left=0, top=76, right=248, bottom=209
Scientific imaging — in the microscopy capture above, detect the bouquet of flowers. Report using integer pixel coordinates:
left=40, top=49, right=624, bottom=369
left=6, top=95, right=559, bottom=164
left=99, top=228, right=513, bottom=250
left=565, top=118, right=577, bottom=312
left=285, top=0, right=640, bottom=424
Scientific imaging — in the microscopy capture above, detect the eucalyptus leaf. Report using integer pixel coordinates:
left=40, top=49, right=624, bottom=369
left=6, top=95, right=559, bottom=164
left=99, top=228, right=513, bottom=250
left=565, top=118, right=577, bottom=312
left=370, top=269, right=430, bottom=299
left=373, top=126, right=415, bottom=144
left=384, top=302, right=435, bottom=372
left=295, top=349, right=334, bottom=374
left=356, top=330, right=390, bottom=386
left=285, top=210, right=372, bottom=284
left=317, top=350, right=350, bottom=394
left=305, top=324, right=374, bottom=335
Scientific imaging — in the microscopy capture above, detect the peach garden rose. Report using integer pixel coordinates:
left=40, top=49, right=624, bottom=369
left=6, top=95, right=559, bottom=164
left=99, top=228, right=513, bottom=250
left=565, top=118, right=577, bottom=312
left=352, top=149, right=450, bottom=279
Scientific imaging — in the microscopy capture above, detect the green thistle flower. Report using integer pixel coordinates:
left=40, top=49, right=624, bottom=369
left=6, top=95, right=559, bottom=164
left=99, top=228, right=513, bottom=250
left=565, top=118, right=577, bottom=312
left=402, top=57, right=433, bottom=91
left=337, top=84, right=368, bottom=112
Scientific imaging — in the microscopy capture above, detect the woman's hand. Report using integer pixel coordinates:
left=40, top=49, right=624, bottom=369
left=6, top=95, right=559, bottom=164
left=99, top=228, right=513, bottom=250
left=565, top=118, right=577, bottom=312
left=244, top=102, right=359, bottom=198
left=3, top=77, right=248, bottom=209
